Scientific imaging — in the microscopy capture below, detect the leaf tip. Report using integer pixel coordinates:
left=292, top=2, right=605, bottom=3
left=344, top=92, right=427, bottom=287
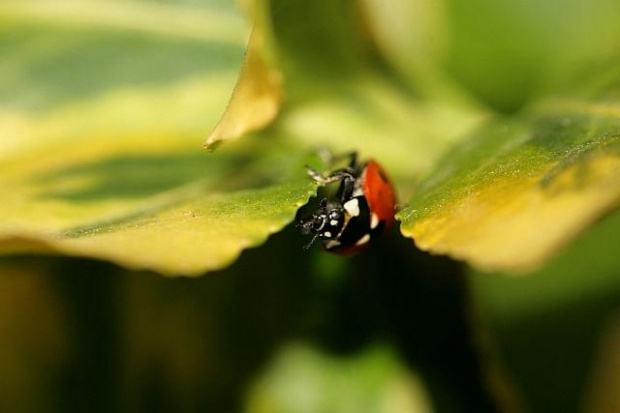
left=204, top=27, right=283, bottom=150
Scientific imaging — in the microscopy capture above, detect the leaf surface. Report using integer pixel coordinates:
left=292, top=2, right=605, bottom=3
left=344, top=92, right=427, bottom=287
left=399, top=85, right=620, bottom=272
left=204, top=3, right=284, bottom=149
left=0, top=0, right=319, bottom=275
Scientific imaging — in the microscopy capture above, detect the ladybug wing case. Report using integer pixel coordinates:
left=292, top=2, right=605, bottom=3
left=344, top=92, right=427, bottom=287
left=361, top=160, right=397, bottom=232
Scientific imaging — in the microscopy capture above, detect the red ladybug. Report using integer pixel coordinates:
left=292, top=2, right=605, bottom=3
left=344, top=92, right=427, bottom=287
left=296, top=152, right=397, bottom=254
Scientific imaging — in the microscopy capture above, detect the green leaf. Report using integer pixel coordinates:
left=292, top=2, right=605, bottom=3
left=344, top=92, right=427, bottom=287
left=1, top=131, right=318, bottom=275
left=357, top=0, right=479, bottom=109
left=0, top=120, right=318, bottom=275
left=244, top=343, right=433, bottom=413
left=2, top=0, right=481, bottom=275
left=204, top=1, right=284, bottom=149
left=0, top=0, right=321, bottom=275
left=443, top=0, right=620, bottom=111
left=7, top=0, right=618, bottom=276
left=398, top=77, right=620, bottom=272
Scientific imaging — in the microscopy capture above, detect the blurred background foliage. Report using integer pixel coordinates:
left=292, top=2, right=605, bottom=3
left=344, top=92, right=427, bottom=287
left=1, top=0, right=620, bottom=412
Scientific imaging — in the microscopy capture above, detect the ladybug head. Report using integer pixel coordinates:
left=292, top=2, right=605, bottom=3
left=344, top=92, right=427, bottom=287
left=296, top=198, right=346, bottom=249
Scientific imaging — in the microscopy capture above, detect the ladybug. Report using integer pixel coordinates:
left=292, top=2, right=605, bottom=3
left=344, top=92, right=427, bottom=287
left=296, top=152, right=397, bottom=254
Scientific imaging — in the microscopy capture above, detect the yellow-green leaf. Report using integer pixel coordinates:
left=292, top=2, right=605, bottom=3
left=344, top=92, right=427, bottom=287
left=0, top=0, right=319, bottom=276
left=204, top=11, right=283, bottom=149
left=0, top=129, right=318, bottom=275
left=398, top=92, right=620, bottom=272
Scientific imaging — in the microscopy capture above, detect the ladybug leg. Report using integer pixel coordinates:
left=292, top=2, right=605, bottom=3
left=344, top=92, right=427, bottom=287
left=307, top=168, right=357, bottom=203
left=306, top=167, right=356, bottom=186
left=335, top=174, right=357, bottom=202
left=345, top=152, right=358, bottom=169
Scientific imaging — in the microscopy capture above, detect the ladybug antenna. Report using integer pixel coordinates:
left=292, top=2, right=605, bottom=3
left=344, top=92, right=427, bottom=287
left=303, top=232, right=320, bottom=250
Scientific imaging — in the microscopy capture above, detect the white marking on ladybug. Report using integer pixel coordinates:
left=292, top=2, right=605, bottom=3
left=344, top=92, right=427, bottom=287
left=325, top=240, right=341, bottom=248
left=370, top=213, right=379, bottom=229
left=324, top=231, right=332, bottom=238
left=352, top=187, right=364, bottom=197
left=356, top=234, right=371, bottom=246
left=330, top=220, right=339, bottom=226
left=344, top=198, right=360, bottom=217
